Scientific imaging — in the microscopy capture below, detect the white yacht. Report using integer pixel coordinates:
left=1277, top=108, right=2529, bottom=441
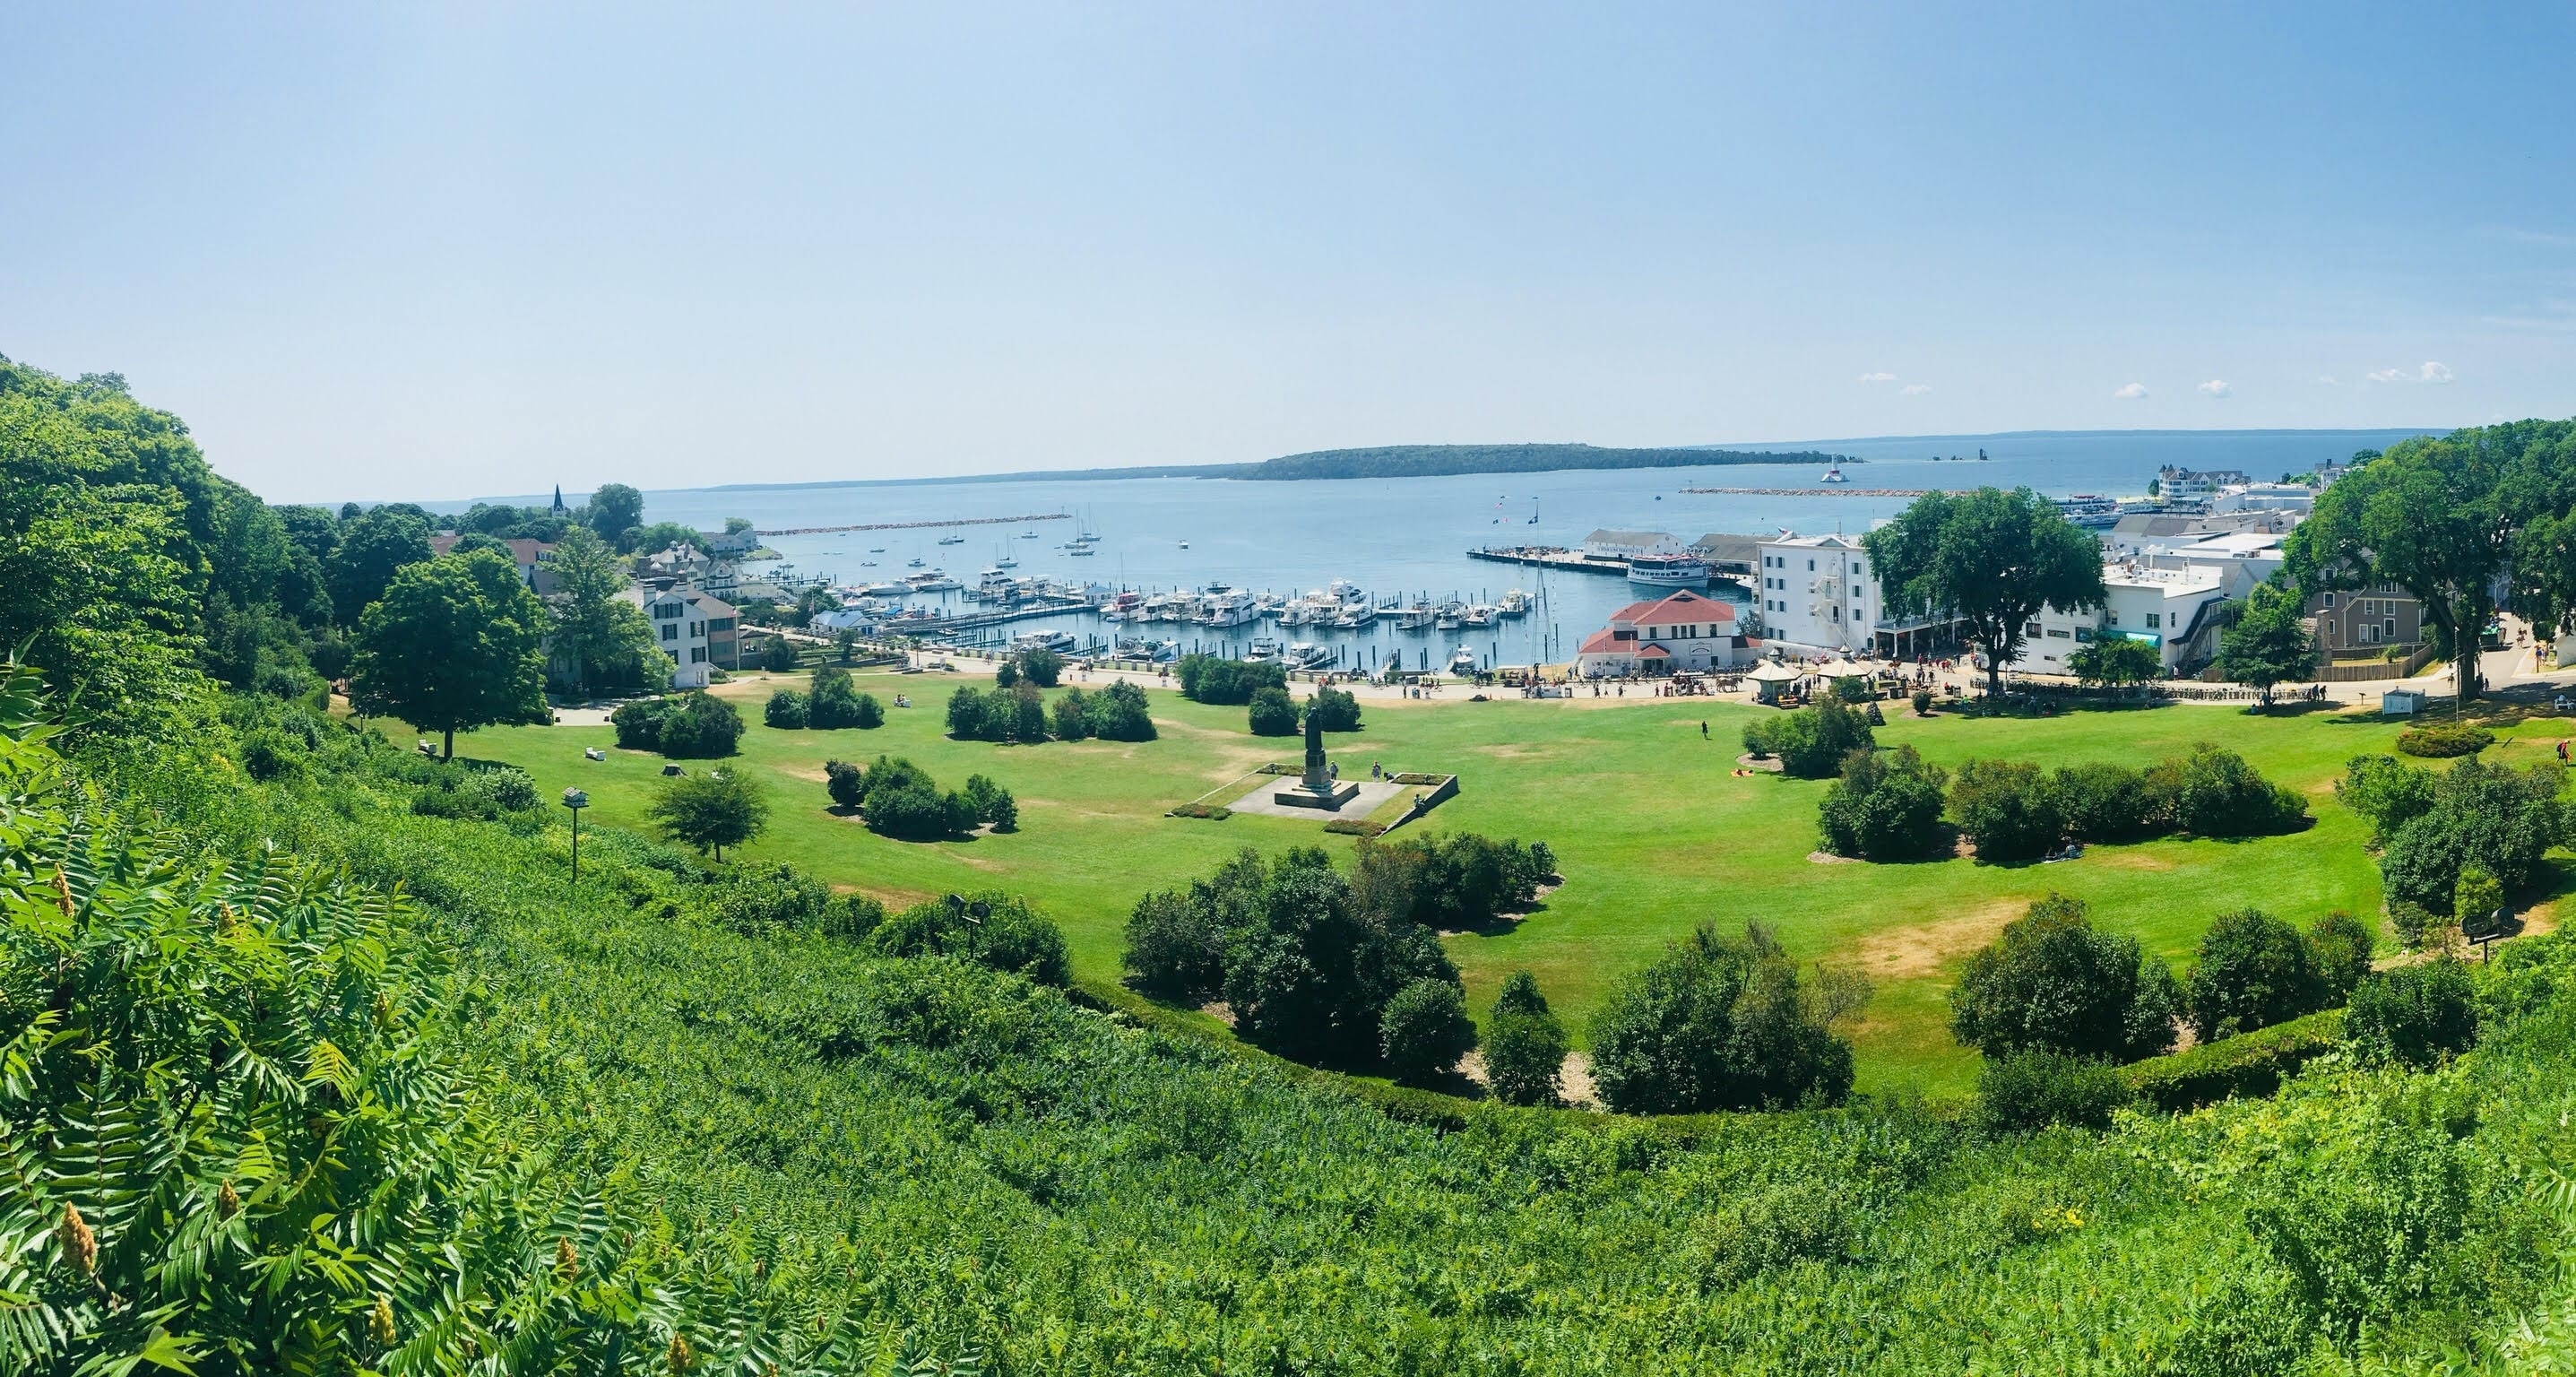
left=1499, top=589, right=1533, bottom=617
left=1284, top=642, right=1332, bottom=670
left=1202, top=589, right=1258, bottom=628
left=1244, top=637, right=1283, bottom=663
left=1333, top=602, right=1378, bottom=630
left=1464, top=605, right=1496, bottom=628
left=1010, top=629, right=1076, bottom=654
left=1448, top=646, right=1479, bottom=674
left=1434, top=602, right=1465, bottom=632
left=1820, top=464, right=1850, bottom=485
left=1626, top=552, right=1710, bottom=587
left=1396, top=603, right=1438, bottom=632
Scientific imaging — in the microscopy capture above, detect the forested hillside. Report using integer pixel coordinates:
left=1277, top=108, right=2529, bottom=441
left=10, top=357, right=2576, bottom=1374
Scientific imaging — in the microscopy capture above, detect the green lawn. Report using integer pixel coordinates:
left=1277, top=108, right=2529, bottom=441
left=408, top=671, right=2535, bottom=1095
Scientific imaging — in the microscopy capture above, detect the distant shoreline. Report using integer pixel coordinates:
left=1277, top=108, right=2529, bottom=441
left=700, top=443, right=1853, bottom=493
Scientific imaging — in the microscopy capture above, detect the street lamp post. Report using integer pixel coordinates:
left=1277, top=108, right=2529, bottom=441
left=562, top=788, right=589, bottom=885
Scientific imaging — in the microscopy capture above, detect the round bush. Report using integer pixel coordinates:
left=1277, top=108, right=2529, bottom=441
left=1974, top=1049, right=2135, bottom=1132
left=2397, top=723, right=2493, bottom=758
left=2345, top=960, right=2478, bottom=1068
left=1247, top=687, right=1300, bottom=737
left=765, top=689, right=809, bottom=729
left=1379, top=978, right=1476, bottom=1086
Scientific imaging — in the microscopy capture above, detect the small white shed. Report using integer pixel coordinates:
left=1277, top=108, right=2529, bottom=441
left=2381, top=688, right=2425, bottom=716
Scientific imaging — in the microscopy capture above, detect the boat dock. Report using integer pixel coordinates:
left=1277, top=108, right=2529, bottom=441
left=1676, top=486, right=1974, bottom=498
left=906, top=597, right=1094, bottom=636
left=1465, top=545, right=1633, bottom=576
left=757, top=513, right=1071, bottom=538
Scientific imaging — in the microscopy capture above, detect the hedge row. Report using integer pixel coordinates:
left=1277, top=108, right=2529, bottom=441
left=2119, top=1008, right=2347, bottom=1113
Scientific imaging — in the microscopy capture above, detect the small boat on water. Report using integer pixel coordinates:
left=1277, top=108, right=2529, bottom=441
left=1499, top=589, right=1533, bottom=617
left=906, top=556, right=926, bottom=568
left=1011, top=629, right=1076, bottom=654
left=1434, top=603, right=1465, bottom=632
left=1284, top=641, right=1331, bottom=670
left=1243, top=637, right=1283, bottom=663
left=1333, top=603, right=1378, bottom=630
left=1066, top=545, right=1096, bottom=557
left=938, top=534, right=966, bottom=545
left=1820, top=464, right=1850, bottom=485
left=1464, top=605, right=1495, bottom=628
left=1448, top=646, right=1479, bottom=674
left=1396, top=603, right=1438, bottom=632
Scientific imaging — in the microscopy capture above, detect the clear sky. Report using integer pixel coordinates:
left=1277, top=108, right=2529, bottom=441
left=5, top=2, right=2572, bottom=502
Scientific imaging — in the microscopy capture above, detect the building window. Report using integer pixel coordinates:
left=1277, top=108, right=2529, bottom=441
left=661, top=624, right=678, bottom=642
left=2107, top=611, right=2120, bottom=626
left=2322, top=592, right=2335, bottom=608
left=689, top=646, right=707, bottom=663
left=1808, top=559, right=1815, bottom=571
left=2025, top=622, right=2043, bottom=637
left=2146, top=613, right=2162, bottom=629
left=2386, top=617, right=2398, bottom=639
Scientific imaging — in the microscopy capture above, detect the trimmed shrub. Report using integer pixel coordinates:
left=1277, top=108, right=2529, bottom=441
left=1321, top=818, right=1382, bottom=836
left=1379, top=978, right=1477, bottom=1086
left=1816, top=743, right=1947, bottom=862
left=1975, top=1050, right=2136, bottom=1132
left=1090, top=680, right=1157, bottom=740
left=823, top=758, right=865, bottom=810
left=609, top=691, right=745, bottom=758
left=2183, top=909, right=2325, bottom=1042
left=1949, top=895, right=2177, bottom=1061
left=806, top=666, right=880, bottom=729
left=1050, top=690, right=1094, bottom=741
left=1169, top=802, right=1232, bottom=820
left=994, top=660, right=1021, bottom=688
left=2345, top=960, right=2478, bottom=1069
left=1589, top=922, right=1860, bottom=1113
left=1248, top=686, right=1300, bottom=736
left=2120, top=1009, right=2346, bottom=1113
left=867, top=891, right=1072, bottom=986
left=468, top=766, right=540, bottom=812
left=1949, top=758, right=2062, bottom=862
left=764, top=689, right=809, bottom=729
left=1175, top=654, right=1286, bottom=705
left=2306, top=911, right=2377, bottom=1005
left=2052, top=761, right=2157, bottom=843
left=1910, top=688, right=1933, bottom=717
left=1309, top=685, right=1363, bottom=732
left=2146, top=744, right=2307, bottom=837
left=2396, top=723, right=2493, bottom=758
left=1123, top=889, right=1232, bottom=1001
left=1742, top=691, right=1874, bottom=778
left=1482, top=972, right=1569, bottom=1107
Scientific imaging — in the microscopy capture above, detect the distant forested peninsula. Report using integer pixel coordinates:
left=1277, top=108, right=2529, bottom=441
left=1230, top=443, right=1854, bottom=481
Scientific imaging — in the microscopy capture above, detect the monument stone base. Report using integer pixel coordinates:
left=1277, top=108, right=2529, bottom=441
left=1272, top=780, right=1361, bottom=810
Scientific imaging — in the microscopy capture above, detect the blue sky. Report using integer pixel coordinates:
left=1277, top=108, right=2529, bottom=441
left=4, top=2, right=2572, bottom=501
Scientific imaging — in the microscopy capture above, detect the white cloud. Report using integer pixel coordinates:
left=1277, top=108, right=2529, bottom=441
left=2421, top=360, right=2454, bottom=383
left=2366, top=368, right=2405, bottom=384
left=2113, top=383, right=2148, bottom=400
left=1899, top=383, right=1932, bottom=395
left=2198, top=379, right=2231, bottom=398
left=1857, top=371, right=1897, bottom=384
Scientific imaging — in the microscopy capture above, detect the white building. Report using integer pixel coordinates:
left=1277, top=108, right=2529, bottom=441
left=2009, top=564, right=2229, bottom=676
left=2209, top=482, right=2316, bottom=515
left=1573, top=589, right=1752, bottom=676
left=707, top=527, right=761, bottom=556
left=1583, top=529, right=1682, bottom=559
left=619, top=580, right=740, bottom=689
left=2157, top=466, right=2251, bottom=503
left=1752, top=533, right=1880, bottom=654
left=2139, top=530, right=2287, bottom=599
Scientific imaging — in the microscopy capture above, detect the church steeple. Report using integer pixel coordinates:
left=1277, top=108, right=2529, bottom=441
left=549, top=484, right=568, bottom=518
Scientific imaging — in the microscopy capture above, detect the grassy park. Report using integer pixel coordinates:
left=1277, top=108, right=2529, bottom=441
left=400, top=669, right=2570, bottom=1093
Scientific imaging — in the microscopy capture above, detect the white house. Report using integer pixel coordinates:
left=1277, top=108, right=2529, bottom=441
left=620, top=580, right=741, bottom=689
left=1583, top=529, right=1682, bottom=560
left=706, top=527, right=761, bottom=556
left=1751, top=533, right=1881, bottom=654
left=2008, top=563, right=2229, bottom=676
left=1573, top=589, right=1752, bottom=676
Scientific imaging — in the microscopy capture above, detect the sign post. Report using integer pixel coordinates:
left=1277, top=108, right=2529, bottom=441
left=562, top=788, right=590, bottom=886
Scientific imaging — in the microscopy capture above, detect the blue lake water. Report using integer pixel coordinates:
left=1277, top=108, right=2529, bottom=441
left=465, top=428, right=2439, bottom=671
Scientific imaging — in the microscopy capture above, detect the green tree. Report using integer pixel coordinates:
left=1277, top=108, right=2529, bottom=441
left=1588, top=922, right=1864, bottom=1113
left=1948, top=758, right=2063, bottom=862
left=546, top=526, right=658, bottom=693
left=325, top=506, right=435, bottom=626
left=2182, top=908, right=2323, bottom=1042
left=1247, top=686, right=1300, bottom=736
left=1090, top=679, right=1157, bottom=740
left=2286, top=424, right=2576, bottom=701
left=1379, top=979, right=1477, bottom=1086
left=646, top=766, right=771, bottom=861
left=1948, top=895, right=2177, bottom=1061
left=1816, top=743, right=1948, bottom=861
left=587, top=481, right=645, bottom=548
left=1742, top=690, right=1874, bottom=777
left=2345, top=960, right=2478, bottom=1069
left=1223, top=849, right=1458, bottom=1066
left=1862, top=487, right=2107, bottom=697
left=350, top=550, right=549, bottom=758
left=2216, top=583, right=2316, bottom=707
left=1482, top=971, right=1570, bottom=1106
left=1016, top=646, right=1065, bottom=688
left=2066, top=635, right=2162, bottom=700
left=1308, top=685, right=1363, bottom=732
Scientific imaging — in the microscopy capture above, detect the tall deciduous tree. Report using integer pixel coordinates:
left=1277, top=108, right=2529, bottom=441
left=547, top=527, right=658, bottom=692
left=2065, top=636, right=2162, bottom=700
left=588, top=482, right=645, bottom=548
left=2215, top=582, right=2317, bottom=708
left=1863, top=488, right=2106, bottom=698
left=326, top=506, right=435, bottom=626
left=350, top=550, right=549, bottom=758
left=2287, top=423, right=2576, bottom=702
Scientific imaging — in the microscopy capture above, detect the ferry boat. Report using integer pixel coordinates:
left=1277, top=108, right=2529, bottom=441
left=1332, top=602, right=1378, bottom=630
left=1626, top=552, right=1711, bottom=587
left=1820, top=464, right=1850, bottom=485
left=1284, top=642, right=1331, bottom=670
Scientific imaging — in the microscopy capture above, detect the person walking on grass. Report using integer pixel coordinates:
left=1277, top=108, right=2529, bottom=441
left=1700, top=721, right=1708, bottom=740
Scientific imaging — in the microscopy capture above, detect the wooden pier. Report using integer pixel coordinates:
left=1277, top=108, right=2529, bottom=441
left=1465, top=546, right=1633, bottom=576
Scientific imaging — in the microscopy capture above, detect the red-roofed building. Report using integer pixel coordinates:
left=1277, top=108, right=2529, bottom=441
left=1573, top=589, right=1755, bottom=677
